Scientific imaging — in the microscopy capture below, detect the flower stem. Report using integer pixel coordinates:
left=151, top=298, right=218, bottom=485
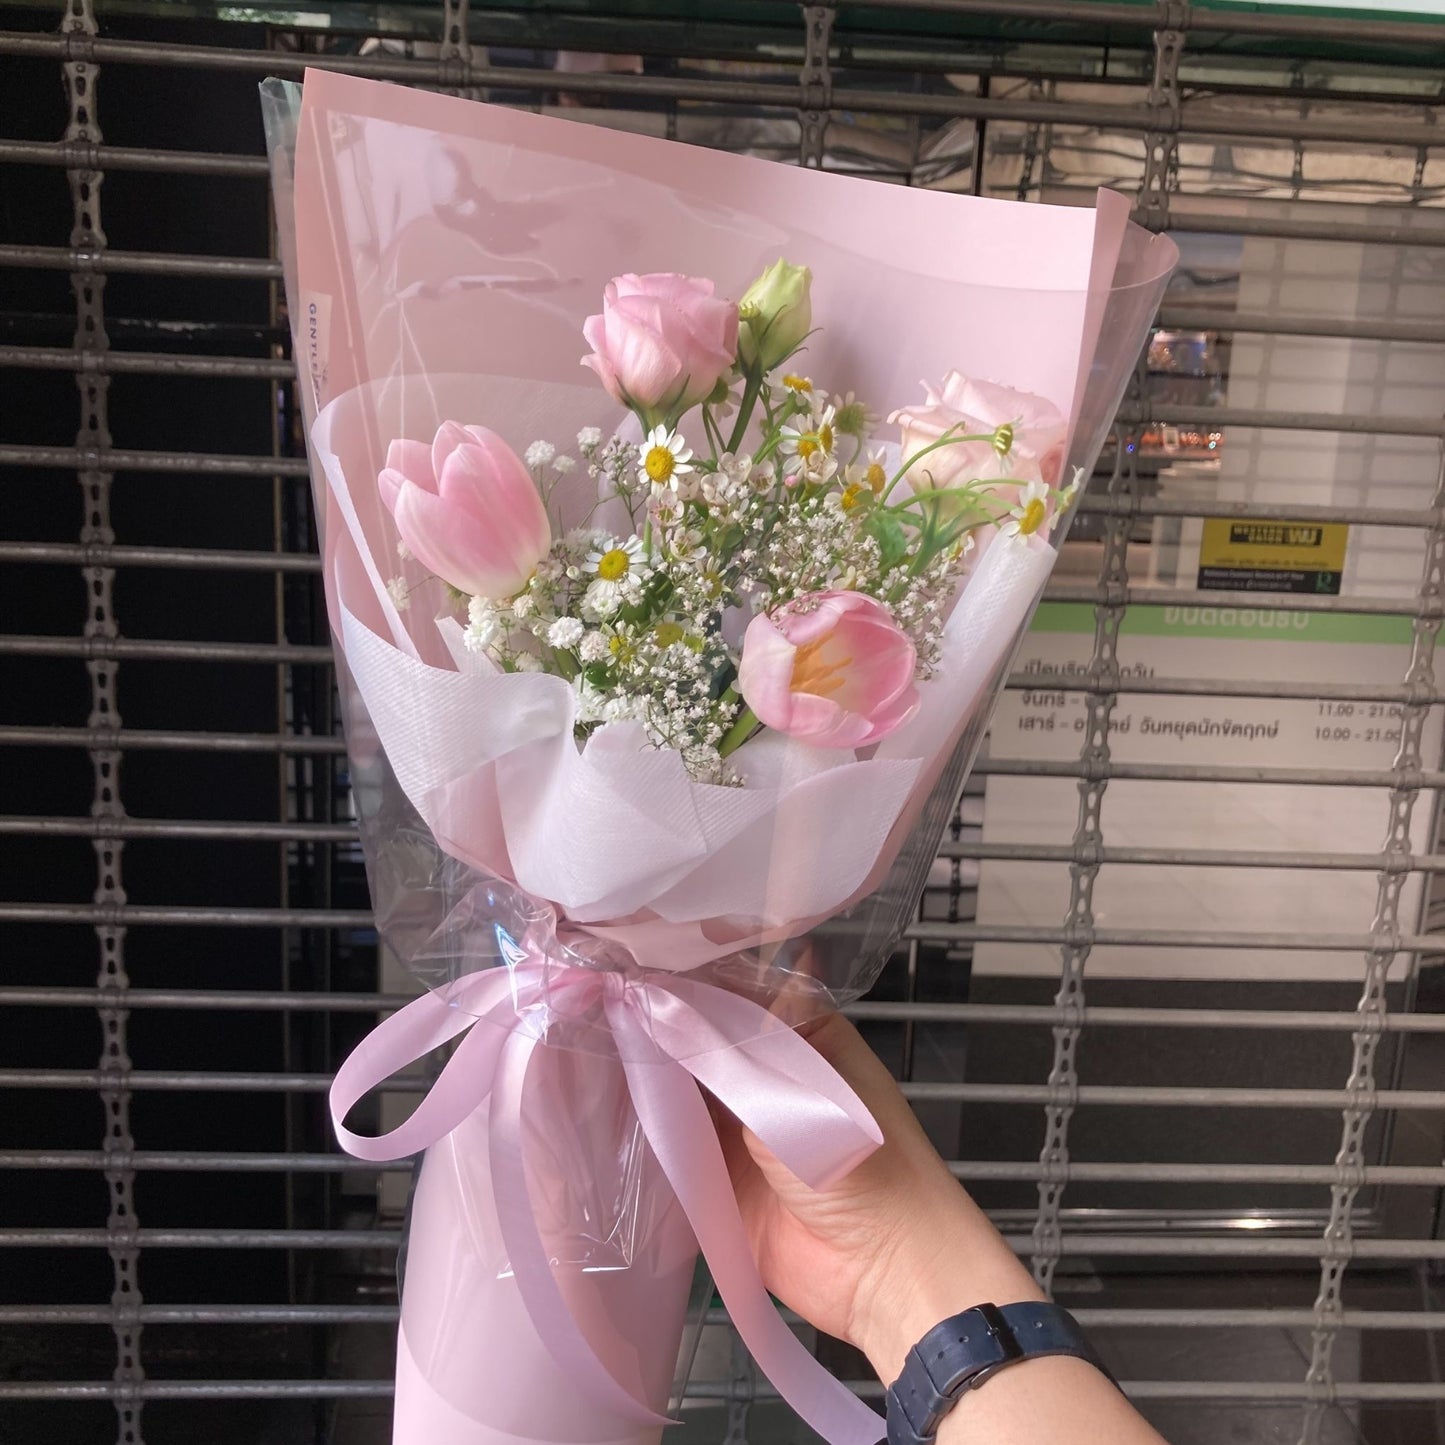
left=702, top=405, right=726, bottom=457
left=726, top=370, right=763, bottom=455
left=717, top=705, right=760, bottom=759
left=879, top=429, right=998, bottom=504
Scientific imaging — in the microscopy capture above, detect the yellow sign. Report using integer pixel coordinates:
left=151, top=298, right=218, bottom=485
left=1198, top=519, right=1348, bottom=596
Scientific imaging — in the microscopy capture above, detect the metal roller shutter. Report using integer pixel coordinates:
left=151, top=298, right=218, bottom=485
left=1, top=4, right=1441, bottom=1444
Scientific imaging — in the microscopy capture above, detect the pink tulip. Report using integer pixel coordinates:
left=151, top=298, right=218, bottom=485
left=738, top=591, right=919, bottom=749
left=378, top=422, right=551, bottom=599
left=581, top=273, right=738, bottom=425
left=889, top=373, right=1066, bottom=491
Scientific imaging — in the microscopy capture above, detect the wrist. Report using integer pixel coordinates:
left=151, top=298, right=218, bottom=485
left=850, top=1190, right=1044, bottom=1386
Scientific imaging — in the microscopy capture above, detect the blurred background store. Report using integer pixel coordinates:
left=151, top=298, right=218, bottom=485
left=0, top=3, right=1442, bottom=1444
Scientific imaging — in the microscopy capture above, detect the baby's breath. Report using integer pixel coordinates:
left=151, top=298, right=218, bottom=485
left=499, top=363, right=981, bottom=778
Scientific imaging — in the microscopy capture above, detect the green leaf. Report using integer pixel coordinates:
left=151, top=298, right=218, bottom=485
left=866, top=510, right=909, bottom=572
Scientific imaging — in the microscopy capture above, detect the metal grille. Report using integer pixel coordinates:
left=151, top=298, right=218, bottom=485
left=1, top=3, right=1442, bottom=1443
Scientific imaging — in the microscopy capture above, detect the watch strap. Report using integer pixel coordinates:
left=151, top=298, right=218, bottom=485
left=886, top=1301, right=1113, bottom=1445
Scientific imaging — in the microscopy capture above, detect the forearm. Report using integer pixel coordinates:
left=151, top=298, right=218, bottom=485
left=931, top=1354, right=1163, bottom=1445
left=854, top=1190, right=1166, bottom=1445
left=853, top=1188, right=1042, bottom=1386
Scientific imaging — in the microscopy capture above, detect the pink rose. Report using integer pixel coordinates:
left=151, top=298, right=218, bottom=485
left=379, top=421, right=551, bottom=599
left=582, top=273, right=739, bottom=425
left=737, top=591, right=919, bottom=749
left=889, top=373, right=1066, bottom=491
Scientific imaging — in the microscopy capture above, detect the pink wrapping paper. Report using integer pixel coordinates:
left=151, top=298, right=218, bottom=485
left=264, top=70, right=1177, bottom=1445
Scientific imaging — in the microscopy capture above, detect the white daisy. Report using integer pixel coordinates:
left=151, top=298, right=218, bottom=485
left=831, top=391, right=877, bottom=439
left=1000, top=479, right=1052, bottom=539
left=794, top=448, right=839, bottom=486
left=779, top=405, right=838, bottom=482
left=637, top=425, right=694, bottom=493
left=845, top=446, right=890, bottom=496
left=582, top=535, right=651, bottom=618
left=708, top=374, right=747, bottom=419
left=598, top=621, right=637, bottom=664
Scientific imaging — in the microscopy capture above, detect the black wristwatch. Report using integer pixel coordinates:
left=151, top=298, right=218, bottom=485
left=885, top=1301, right=1114, bottom=1445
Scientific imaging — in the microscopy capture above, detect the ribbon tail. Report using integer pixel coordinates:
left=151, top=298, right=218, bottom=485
left=655, top=981, right=884, bottom=1190
left=330, top=982, right=513, bottom=1161
left=612, top=1008, right=886, bottom=1445
left=488, top=1027, right=675, bottom=1430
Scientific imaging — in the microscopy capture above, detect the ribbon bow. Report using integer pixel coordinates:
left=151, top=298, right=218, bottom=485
left=330, top=940, right=886, bottom=1445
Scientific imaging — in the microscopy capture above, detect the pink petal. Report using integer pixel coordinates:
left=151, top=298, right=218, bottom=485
left=851, top=681, right=921, bottom=746
left=440, top=439, right=549, bottom=559
left=378, top=466, right=406, bottom=514
left=390, top=481, right=481, bottom=592
left=736, top=614, right=800, bottom=732
left=936, top=370, right=968, bottom=409
left=716, top=304, right=740, bottom=357
left=781, top=689, right=869, bottom=747
left=431, top=420, right=474, bottom=484
left=829, top=613, right=916, bottom=716
left=582, top=311, right=609, bottom=356
left=607, top=292, right=668, bottom=334
left=958, top=377, right=1065, bottom=438
left=385, top=437, right=434, bottom=486
left=772, top=593, right=853, bottom=647
left=581, top=349, right=622, bottom=402
left=681, top=295, right=737, bottom=355
left=605, top=311, right=683, bottom=409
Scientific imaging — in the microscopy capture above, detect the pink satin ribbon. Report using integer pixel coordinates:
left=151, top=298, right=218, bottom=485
left=330, top=956, right=886, bottom=1445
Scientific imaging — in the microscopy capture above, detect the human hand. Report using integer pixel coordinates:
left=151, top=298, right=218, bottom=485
left=715, top=1011, right=1044, bottom=1385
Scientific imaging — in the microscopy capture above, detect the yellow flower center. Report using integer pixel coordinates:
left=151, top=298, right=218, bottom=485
left=796, top=437, right=819, bottom=460
left=840, top=484, right=864, bottom=512
left=782, top=374, right=813, bottom=393
left=654, top=620, right=684, bottom=647
left=596, top=548, right=631, bottom=581
left=1016, top=498, right=1048, bottom=537
left=818, top=423, right=835, bottom=453
left=644, top=446, right=676, bottom=483
left=865, top=461, right=887, bottom=494
left=992, top=423, right=1015, bottom=458
left=792, top=637, right=851, bottom=698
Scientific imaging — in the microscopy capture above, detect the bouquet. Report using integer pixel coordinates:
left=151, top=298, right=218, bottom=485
left=263, top=70, right=1175, bottom=1445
